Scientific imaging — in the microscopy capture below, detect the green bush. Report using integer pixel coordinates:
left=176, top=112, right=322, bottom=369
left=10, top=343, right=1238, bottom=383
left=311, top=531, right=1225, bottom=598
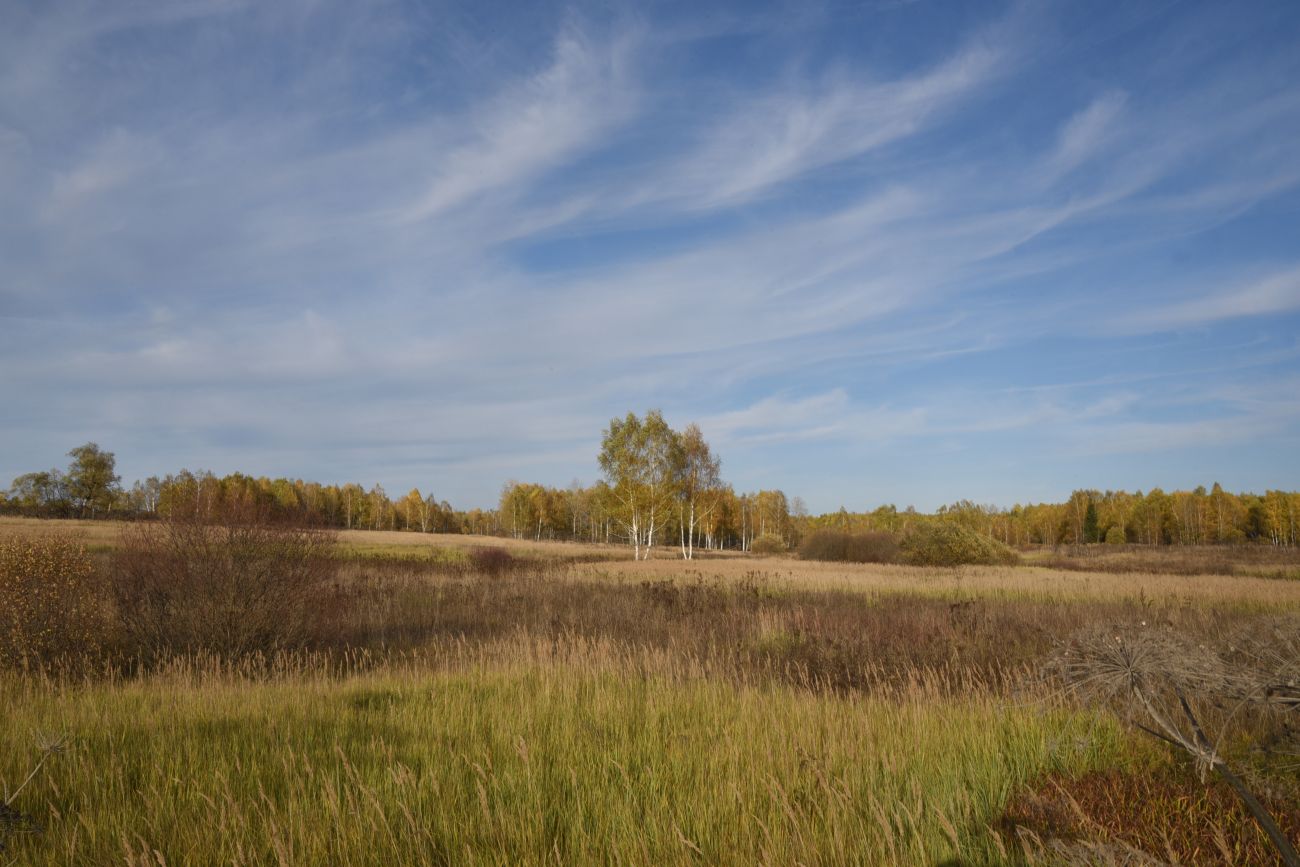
left=798, top=530, right=899, bottom=563
left=0, top=535, right=107, bottom=669
left=1105, top=526, right=1126, bottom=545
left=899, top=523, right=1019, bottom=567
left=749, top=534, right=787, bottom=555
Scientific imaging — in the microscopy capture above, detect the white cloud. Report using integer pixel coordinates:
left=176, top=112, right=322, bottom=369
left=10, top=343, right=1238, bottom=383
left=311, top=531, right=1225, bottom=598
left=1048, top=90, right=1127, bottom=177
left=1119, top=266, right=1300, bottom=332
left=645, top=40, right=1001, bottom=210
left=41, top=128, right=164, bottom=221
left=393, top=29, right=637, bottom=224
left=698, top=390, right=927, bottom=447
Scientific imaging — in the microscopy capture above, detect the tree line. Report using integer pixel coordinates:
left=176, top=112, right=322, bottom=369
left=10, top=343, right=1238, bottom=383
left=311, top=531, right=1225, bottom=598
left=5, top=436, right=1299, bottom=551
left=810, top=486, right=1300, bottom=548
left=2, top=444, right=497, bottom=534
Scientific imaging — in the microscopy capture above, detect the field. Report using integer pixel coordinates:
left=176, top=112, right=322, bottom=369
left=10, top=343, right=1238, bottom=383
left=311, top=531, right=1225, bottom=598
left=2, top=517, right=1298, bottom=865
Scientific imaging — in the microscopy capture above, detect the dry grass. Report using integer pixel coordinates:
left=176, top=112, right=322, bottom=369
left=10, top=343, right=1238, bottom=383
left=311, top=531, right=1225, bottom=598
left=6, top=516, right=1294, bottom=605
left=301, top=561, right=1288, bottom=698
left=1003, top=764, right=1300, bottom=866
left=0, top=516, right=669, bottom=562
left=577, top=556, right=1300, bottom=607
left=0, top=516, right=122, bottom=551
left=1027, top=545, right=1300, bottom=581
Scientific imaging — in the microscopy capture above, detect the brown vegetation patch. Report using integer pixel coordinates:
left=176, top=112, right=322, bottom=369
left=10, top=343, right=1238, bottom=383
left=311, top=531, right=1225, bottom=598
left=107, top=506, right=337, bottom=661
left=799, top=529, right=900, bottom=563
left=1001, top=765, right=1300, bottom=865
left=308, top=564, right=1264, bottom=694
left=1034, top=544, right=1300, bottom=580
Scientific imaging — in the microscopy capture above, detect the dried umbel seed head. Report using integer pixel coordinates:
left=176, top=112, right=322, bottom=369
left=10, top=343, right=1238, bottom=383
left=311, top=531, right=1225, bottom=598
left=1048, top=623, right=1241, bottom=706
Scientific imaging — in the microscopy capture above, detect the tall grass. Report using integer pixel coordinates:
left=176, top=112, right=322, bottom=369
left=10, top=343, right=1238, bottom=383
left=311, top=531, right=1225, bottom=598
left=0, top=642, right=1126, bottom=866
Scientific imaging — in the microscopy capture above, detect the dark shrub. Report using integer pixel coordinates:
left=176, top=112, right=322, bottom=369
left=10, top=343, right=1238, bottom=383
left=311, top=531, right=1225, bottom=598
left=108, top=500, right=336, bottom=659
left=0, top=535, right=107, bottom=669
left=798, top=530, right=900, bottom=563
left=899, top=522, right=1019, bottom=567
left=467, top=546, right=516, bottom=577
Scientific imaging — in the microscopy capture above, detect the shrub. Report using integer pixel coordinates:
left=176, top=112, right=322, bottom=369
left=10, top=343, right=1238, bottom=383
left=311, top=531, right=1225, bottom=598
left=467, top=546, right=515, bottom=578
left=898, top=522, right=1019, bottom=567
left=0, top=535, right=106, bottom=669
left=798, top=530, right=899, bottom=563
left=108, top=502, right=336, bottom=660
left=1105, top=526, right=1126, bottom=545
left=749, top=534, right=787, bottom=555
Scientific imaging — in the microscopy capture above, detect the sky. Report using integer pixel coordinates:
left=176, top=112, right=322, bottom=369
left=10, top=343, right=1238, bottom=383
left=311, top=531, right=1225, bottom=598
left=2, top=0, right=1299, bottom=513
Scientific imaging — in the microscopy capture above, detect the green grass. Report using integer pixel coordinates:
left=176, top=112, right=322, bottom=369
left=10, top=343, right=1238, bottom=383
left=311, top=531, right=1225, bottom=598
left=1, top=656, right=1124, bottom=866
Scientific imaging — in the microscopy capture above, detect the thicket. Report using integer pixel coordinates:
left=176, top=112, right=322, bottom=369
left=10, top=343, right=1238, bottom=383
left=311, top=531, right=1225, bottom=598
left=798, top=530, right=899, bottom=563
left=899, top=523, right=1020, bottom=567
left=748, top=533, right=787, bottom=555
left=798, top=525, right=1018, bottom=567
left=108, top=500, right=337, bottom=660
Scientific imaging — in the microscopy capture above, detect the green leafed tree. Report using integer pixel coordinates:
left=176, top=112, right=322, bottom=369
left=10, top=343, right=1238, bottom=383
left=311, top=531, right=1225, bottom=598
left=598, top=410, right=682, bottom=560
left=64, top=443, right=121, bottom=518
left=7, top=469, right=68, bottom=515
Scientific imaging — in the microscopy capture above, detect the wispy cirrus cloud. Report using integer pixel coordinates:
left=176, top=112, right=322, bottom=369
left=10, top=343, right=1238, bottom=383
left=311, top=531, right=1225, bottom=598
left=392, top=28, right=639, bottom=224
left=2, top=0, right=1299, bottom=510
left=1045, top=90, right=1128, bottom=179
left=1118, top=266, right=1300, bottom=332
left=659, top=38, right=1002, bottom=209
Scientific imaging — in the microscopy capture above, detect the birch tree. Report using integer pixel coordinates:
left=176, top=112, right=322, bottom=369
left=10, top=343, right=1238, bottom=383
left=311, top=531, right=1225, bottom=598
left=599, top=410, right=681, bottom=560
left=676, top=423, right=720, bottom=560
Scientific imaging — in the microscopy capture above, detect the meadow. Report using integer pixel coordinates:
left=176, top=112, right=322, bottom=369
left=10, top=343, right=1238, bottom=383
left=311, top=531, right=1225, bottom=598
left=2, top=517, right=1298, bottom=865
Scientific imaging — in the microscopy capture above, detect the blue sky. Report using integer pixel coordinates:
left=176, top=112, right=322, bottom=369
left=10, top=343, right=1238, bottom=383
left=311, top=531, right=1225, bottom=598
left=2, top=0, right=1299, bottom=513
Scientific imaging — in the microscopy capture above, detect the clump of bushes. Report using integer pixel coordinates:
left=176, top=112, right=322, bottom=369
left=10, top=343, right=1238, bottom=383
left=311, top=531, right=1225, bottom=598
left=0, top=535, right=106, bottom=669
left=749, top=534, right=787, bottom=555
left=799, top=525, right=1016, bottom=567
left=798, top=530, right=899, bottom=563
left=108, top=500, right=337, bottom=660
left=467, top=545, right=516, bottom=577
left=899, top=523, right=1020, bottom=567
left=1105, top=526, right=1126, bottom=545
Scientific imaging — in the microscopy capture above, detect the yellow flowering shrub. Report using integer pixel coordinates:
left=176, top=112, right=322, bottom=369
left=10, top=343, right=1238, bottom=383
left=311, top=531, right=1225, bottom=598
left=0, top=535, right=105, bottom=669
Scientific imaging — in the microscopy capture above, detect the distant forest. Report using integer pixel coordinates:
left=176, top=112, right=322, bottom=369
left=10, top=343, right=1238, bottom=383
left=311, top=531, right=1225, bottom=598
left=5, top=440, right=1299, bottom=549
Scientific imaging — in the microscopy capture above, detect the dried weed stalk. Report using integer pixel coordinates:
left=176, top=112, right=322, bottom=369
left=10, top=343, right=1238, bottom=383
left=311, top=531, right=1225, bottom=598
left=1048, top=619, right=1300, bottom=867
